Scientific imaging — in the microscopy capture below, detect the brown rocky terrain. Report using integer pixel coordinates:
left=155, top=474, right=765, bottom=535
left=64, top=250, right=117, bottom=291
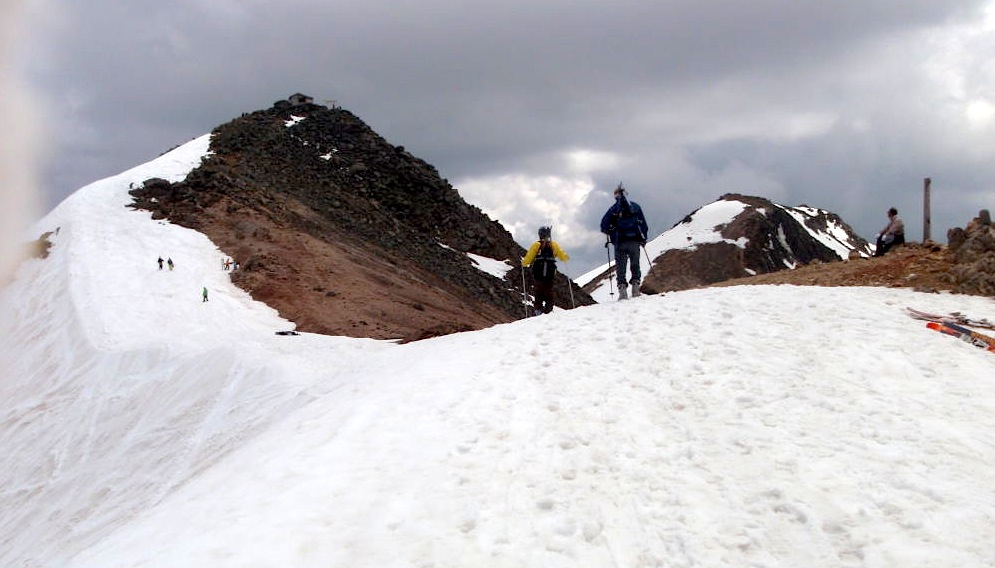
left=709, top=241, right=956, bottom=291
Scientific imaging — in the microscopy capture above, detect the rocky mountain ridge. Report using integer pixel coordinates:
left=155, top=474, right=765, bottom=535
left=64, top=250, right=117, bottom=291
left=128, top=98, right=592, bottom=341
left=44, top=97, right=991, bottom=341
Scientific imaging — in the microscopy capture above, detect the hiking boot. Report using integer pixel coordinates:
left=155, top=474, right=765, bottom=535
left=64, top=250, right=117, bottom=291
left=618, top=285, right=629, bottom=300
left=631, top=279, right=641, bottom=297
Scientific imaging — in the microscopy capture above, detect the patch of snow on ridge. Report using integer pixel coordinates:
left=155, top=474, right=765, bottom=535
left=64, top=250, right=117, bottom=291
left=468, top=253, right=513, bottom=279
left=778, top=205, right=856, bottom=259
left=644, top=199, right=750, bottom=260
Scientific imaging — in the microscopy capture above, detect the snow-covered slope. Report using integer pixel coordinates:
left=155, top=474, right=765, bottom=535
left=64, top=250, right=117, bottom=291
left=0, top=137, right=390, bottom=564
left=2, top=145, right=995, bottom=567
left=32, top=134, right=285, bottom=351
left=54, top=287, right=995, bottom=568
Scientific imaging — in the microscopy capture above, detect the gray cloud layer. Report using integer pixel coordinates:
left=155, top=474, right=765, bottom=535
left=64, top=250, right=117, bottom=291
left=19, top=0, right=995, bottom=274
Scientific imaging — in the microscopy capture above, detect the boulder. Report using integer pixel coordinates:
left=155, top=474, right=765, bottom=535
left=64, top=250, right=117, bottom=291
left=947, top=210, right=995, bottom=296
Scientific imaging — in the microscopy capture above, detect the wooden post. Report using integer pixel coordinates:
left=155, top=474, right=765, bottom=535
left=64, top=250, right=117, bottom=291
left=923, top=177, right=931, bottom=242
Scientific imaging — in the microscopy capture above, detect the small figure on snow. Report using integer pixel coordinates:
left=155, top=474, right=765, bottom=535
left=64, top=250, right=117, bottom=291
left=202, top=286, right=209, bottom=302
left=167, top=257, right=174, bottom=270
left=157, top=256, right=164, bottom=270
left=521, top=226, right=570, bottom=315
left=600, top=183, right=649, bottom=299
left=874, top=207, right=905, bottom=257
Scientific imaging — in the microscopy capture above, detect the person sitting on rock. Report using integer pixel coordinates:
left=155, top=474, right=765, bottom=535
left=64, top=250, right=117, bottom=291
left=874, top=207, right=905, bottom=257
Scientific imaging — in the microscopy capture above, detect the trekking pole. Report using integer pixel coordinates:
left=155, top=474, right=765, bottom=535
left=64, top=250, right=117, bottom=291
left=641, top=244, right=654, bottom=271
left=520, top=265, right=529, bottom=318
left=605, top=238, right=615, bottom=298
left=564, top=265, right=576, bottom=309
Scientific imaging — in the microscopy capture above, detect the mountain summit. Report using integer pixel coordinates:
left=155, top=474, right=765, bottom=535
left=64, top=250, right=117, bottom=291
left=128, top=97, right=592, bottom=340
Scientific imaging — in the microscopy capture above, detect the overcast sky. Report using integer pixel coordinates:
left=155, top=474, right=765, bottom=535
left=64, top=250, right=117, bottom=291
left=13, top=0, right=995, bottom=274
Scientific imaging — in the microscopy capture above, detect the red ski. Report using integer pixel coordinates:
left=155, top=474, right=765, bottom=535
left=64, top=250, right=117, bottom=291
left=940, top=320, right=995, bottom=349
left=926, top=321, right=995, bottom=352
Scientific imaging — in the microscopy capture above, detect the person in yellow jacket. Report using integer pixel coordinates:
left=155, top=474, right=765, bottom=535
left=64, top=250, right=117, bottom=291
left=521, top=226, right=570, bottom=315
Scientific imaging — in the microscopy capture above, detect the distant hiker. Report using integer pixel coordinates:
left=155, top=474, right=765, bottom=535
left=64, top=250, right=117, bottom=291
left=202, top=286, right=209, bottom=302
left=157, top=256, right=164, bottom=270
left=167, top=257, right=174, bottom=270
left=521, top=226, right=570, bottom=315
left=874, top=207, right=905, bottom=257
left=600, top=183, right=649, bottom=299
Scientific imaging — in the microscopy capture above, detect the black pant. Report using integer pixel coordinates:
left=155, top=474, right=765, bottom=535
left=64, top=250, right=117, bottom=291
left=533, top=279, right=555, bottom=314
left=875, top=233, right=905, bottom=256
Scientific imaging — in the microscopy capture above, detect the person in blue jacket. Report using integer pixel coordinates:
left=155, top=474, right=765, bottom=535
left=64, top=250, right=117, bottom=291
left=600, top=183, right=649, bottom=299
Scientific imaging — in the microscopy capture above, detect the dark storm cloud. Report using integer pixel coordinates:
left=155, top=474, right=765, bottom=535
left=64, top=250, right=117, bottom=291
left=20, top=0, right=995, bottom=273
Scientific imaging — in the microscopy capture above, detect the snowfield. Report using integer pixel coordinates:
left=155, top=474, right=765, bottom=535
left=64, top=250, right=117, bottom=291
left=2, top=138, right=995, bottom=567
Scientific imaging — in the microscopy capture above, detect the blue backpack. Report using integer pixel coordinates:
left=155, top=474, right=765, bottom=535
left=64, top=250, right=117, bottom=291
left=614, top=201, right=643, bottom=241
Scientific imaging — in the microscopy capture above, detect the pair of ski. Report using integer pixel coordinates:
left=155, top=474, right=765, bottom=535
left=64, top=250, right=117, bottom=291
left=907, top=307, right=995, bottom=353
left=906, top=307, right=995, bottom=330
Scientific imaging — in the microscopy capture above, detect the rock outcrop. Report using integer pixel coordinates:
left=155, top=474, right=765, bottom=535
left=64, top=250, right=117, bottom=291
left=947, top=209, right=995, bottom=296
